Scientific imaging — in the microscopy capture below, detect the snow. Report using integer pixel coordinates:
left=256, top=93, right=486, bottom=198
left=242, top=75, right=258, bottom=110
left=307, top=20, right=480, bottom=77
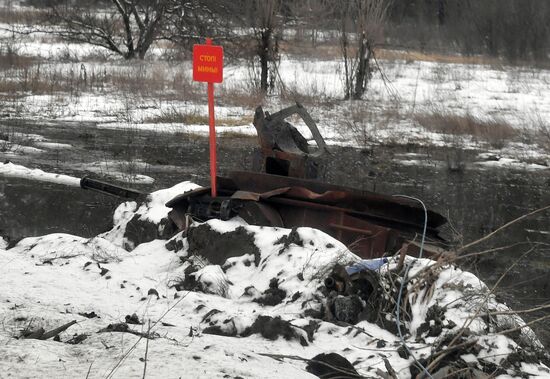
left=138, top=181, right=200, bottom=223
left=0, top=179, right=548, bottom=378
left=35, top=141, right=73, bottom=149
left=475, top=157, right=549, bottom=171
left=0, top=161, right=81, bottom=186
left=99, top=181, right=199, bottom=248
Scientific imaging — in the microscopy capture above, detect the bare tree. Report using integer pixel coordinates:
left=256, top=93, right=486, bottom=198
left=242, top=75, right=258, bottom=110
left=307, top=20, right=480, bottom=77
left=239, top=0, right=283, bottom=93
left=289, top=0, right=338, bottom=48
left=46, top=0, right=180, bottom=59
left=339, top=0, right=392, bottom=100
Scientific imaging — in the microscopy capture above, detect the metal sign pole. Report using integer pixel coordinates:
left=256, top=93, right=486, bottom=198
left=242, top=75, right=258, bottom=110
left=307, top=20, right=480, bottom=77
left=207, top=80, right=217, bottom=197
left=192, top=37, right=223, bottom=198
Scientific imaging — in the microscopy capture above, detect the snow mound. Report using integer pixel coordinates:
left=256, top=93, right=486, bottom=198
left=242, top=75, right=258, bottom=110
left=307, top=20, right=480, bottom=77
left=100, top=180, right=200, bottom=249
left=0, top=181, right=548, bottom=378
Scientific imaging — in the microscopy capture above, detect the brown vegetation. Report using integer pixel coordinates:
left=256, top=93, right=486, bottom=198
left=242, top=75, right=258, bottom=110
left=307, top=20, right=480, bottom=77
left=415, top=112, right=518, bottom=148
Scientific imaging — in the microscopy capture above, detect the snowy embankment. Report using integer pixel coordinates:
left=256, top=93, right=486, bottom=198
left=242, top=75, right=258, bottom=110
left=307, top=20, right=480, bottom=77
left=0, top=161, right=155, bottom=185
left=0, top=161, right=80, bottom=186
left=0, top=181, right=548, bottom=378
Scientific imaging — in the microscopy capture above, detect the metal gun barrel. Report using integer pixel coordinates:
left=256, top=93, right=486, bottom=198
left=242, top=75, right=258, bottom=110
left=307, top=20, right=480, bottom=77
left=80, top=177, right=146, bottom=201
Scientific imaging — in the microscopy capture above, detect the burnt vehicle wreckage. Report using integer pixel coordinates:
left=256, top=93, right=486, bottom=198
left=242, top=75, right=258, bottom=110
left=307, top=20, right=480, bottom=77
left=79, top=105, right=455, bottom=334
left=80, top=103, right=451, bottom=328
left=81, top=103, right=449, bottom=261
left=74, top=106, right=550, bottom=375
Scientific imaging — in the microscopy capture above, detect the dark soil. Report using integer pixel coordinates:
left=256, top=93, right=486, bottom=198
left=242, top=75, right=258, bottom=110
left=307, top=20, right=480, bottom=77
left=241, top=315, right=307, bottom=346
left=187, top=224, right=261, bottom=266
left=254, top=278, right=287, bottom=306
left=306, top=353, right=361, bottom=379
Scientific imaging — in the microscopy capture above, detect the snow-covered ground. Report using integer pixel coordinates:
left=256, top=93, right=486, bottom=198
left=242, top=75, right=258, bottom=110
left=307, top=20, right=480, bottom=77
left=1, top=20, right=550, bottom=170
left=0, top=180, right=548, bottom=378
left=0, top=8, right=549, bottom=379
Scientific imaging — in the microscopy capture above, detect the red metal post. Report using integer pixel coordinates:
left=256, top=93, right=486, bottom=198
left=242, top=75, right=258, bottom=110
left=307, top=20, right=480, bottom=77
left=208, top=81, right=217, bottom=197
left=205, top=37, right=217, bottom=197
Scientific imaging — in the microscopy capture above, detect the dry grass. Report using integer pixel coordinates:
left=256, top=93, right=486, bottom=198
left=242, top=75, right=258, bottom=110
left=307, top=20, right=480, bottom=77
left=0, top=71, right=76, bottom=94
left=377, top=49, right=503, bottom=66
left=415, top=112, right=518, bottom=148
left=344, top=103, right=402, bottom=148
left=0, top=45, right=36, bottom=70
left=0, top=7, right=48, bottom=25
left=219, top=86, right=264, bottom=109
left=377, top=48, right=550, bottom=70
left=219, top=131, right=256, bottom=140
left=143, top=110, right=208, bottom=124
left=143, top=108, right=252, bottom=126
left=280, top=40, right=341, bottom=60
left=529, top=114, right=550, bottom=152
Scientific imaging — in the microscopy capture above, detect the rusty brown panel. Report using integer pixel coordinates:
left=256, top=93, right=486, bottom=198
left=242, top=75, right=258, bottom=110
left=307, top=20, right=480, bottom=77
left=168, top=209, right=187, bottom=230
left=257, top=195, right=441, bottom=241
left=221, top=171, right=446, bottom=229
left=330, top=213, right=393, bottom=258
left=271, top=202, right=395, bottom=259
left=238, top=202, right=284, bottom=227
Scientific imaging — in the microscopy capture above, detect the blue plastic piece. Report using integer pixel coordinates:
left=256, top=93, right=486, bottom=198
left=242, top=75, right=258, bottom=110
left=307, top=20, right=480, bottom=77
left=345, top=258, right=388, bottom=275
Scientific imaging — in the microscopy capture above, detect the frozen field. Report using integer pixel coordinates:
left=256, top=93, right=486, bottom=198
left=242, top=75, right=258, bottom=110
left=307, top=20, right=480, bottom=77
left=1, top=19, right=549, bottom=170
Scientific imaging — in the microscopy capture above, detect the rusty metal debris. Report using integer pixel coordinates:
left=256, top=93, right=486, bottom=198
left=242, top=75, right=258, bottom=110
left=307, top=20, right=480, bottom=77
left=167, top=170, right=447, bottom=259
left=252, top=103, right=329, bottom=179
left=80, top=176, right=146, bottom=201
left=79, top=103, right=448, bottom=260
left=167, top=103, right=448, bottom=259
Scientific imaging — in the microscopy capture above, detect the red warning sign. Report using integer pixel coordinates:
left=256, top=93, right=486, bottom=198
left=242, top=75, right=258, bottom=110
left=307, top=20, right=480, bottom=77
left=193, top=42, right=223, bottom=83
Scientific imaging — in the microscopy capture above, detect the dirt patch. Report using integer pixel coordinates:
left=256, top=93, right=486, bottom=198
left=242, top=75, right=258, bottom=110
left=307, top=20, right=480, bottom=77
left=275, top=227, right=303, bottom=254
left=306, top=353, right=361, bottom=379
left=242, top=315, right=308, bottom=346
left=124, top=215, right=177, bottom=250
left=187, top=224, right=261, bottom=266
left=254, top=278, right=287, bottom=306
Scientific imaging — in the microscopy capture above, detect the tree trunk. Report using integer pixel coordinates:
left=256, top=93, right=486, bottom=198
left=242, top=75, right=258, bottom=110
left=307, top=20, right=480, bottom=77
left=259, top=29, right=271, bottom=92
left=353, top=36, right=371, bottom=100
left=438, top=0, right=445, bottom=25
left=124, top=50, right=137, bottom=59
left=137, top=41, right=151, bottom=59
left=341, top=21, right=351, bottom=100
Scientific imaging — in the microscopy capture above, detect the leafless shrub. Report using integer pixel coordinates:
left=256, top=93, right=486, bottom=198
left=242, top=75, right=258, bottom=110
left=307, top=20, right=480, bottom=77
left=0, top=7, right=48, bottom=25
left=338, top=0, right=393, bottom=100
left=0, top=42, right=36, bottom=70
left=280, top=78, right=334, bottom=106
left=345, top=103, right=400, bottom=148
left=530, top=113, right=550, bottom=151
left=0, top=126, right=36, bottom=153
left=415, top=111, right=517, bottom=148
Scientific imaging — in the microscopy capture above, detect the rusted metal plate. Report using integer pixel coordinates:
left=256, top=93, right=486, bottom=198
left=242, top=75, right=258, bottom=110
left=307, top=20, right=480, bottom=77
left=252, top=104, right=329, bottom=179
left=166, top=173, right=447, bottom=259
left=219, top=171, right=446, bottom=230
left=165, top=104, right=448, bottom=260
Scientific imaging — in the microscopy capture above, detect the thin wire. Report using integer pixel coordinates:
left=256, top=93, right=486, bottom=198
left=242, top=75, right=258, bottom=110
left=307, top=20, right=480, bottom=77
left=392, top=194, right=433, bottom=379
